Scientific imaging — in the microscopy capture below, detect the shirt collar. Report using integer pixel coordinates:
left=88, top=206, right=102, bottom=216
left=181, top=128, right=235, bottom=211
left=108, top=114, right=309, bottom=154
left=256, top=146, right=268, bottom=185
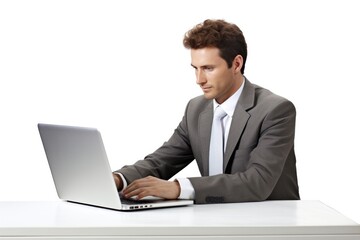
left=213, top=77, right=245, bottom=118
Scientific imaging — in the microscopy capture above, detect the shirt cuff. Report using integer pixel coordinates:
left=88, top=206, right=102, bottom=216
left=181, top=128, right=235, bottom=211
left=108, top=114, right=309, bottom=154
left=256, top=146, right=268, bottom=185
left=176, top=178, right=195, bottom=200
left=115, top=172, right=128, bottom=192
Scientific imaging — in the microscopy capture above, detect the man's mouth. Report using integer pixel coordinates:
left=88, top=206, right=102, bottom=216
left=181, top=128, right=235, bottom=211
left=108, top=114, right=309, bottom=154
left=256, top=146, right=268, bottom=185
left=201, top=86, right=212, bottom=92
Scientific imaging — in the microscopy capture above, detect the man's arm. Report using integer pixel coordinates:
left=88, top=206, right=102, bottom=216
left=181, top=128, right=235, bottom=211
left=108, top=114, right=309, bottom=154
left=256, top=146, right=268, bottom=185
left=113, top=102, right=196, bottom=199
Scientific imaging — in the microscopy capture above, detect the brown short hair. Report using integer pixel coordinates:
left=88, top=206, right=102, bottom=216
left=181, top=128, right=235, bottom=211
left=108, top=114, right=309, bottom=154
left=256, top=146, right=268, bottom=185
left=183, top=19, right=247, bottom=74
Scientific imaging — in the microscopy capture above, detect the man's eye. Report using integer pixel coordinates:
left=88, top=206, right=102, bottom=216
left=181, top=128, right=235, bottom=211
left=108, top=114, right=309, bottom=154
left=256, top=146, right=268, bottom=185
left=204, top=67, right=214, bottom=71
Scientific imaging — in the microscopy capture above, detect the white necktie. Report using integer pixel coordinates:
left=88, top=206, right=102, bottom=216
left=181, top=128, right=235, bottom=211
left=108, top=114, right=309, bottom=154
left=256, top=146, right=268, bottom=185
left=209, top=106, right=227, bottom=176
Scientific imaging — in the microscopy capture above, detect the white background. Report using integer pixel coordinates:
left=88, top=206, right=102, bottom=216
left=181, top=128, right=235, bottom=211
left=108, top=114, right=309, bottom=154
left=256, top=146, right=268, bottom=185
left=1, top=0, right=359, bottom=223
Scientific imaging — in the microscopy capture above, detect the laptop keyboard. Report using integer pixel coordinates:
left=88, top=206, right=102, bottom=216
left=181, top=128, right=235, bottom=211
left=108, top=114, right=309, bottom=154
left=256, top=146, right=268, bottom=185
left=119, top=196, right=156, bottom=205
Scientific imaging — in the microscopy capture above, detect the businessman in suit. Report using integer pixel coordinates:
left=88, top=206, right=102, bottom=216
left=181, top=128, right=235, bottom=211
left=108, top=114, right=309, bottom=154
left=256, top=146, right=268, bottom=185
left=113, top=19, right=300, bottom=204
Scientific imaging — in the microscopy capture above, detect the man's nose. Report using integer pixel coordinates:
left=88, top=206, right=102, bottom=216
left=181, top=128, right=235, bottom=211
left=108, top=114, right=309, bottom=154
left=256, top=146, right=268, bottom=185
left=196, top=70, right=206, bottom=85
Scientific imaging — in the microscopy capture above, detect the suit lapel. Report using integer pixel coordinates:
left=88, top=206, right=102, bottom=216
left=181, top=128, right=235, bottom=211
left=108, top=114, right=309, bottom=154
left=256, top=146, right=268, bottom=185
left=223, top=78, right=255, bottom=172
left=198, top=101, right=213, bottom=176
left=223, top=107, right=250, bottom=171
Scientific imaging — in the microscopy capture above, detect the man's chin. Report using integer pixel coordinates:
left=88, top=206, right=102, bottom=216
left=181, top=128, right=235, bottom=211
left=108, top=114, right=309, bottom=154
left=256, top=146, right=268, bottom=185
left=203, top=93, right=215, bottom=100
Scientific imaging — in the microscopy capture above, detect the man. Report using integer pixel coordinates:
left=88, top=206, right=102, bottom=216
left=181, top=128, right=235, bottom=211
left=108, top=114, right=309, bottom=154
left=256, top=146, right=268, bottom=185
left=113, top=19, right=300, bottom=204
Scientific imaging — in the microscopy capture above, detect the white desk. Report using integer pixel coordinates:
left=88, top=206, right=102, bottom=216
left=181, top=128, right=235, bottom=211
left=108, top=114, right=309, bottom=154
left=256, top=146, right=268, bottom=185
left=0, top=200, right=359, bottom=239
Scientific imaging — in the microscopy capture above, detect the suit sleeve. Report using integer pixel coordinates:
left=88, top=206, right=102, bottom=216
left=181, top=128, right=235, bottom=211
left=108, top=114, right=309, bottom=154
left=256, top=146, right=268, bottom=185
left=115, top=103, right=195, bottom=184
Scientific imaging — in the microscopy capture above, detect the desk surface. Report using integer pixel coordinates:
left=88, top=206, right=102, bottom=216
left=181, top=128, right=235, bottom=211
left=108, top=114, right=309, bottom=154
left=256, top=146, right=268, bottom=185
left=1, top=200, right=359, bottom=239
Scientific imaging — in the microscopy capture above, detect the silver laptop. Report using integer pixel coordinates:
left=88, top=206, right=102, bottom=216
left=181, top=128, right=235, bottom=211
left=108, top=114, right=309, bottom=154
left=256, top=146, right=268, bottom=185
left=38, top=123, right=193, bottom=211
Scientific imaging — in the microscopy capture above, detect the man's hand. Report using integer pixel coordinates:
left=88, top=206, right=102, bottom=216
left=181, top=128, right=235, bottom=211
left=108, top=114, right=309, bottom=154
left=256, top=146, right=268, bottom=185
left=122, top=176, right=180, bottom=200
left=112, top=173, right=123, bottom=191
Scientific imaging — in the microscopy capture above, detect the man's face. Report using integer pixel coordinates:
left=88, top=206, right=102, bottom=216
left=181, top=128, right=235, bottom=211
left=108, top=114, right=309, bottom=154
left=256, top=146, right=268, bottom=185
left=191, top=47, right=242, bottom=104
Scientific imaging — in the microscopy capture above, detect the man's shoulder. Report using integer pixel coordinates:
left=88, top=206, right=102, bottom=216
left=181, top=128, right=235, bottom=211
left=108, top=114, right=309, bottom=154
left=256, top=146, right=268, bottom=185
left=189, top=95, right=209, bottom=105
left=238, top=78, right=295, bottom=116
left=249, top=82, right=296, bottom=115
left=185, top=95, right=211, bottom=114
left=252, top=82, right=293, bottom=107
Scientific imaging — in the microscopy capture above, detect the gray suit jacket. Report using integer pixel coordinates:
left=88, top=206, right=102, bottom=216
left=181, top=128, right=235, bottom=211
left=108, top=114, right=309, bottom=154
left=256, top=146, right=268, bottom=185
left=117, top=78, right=300, bottom=204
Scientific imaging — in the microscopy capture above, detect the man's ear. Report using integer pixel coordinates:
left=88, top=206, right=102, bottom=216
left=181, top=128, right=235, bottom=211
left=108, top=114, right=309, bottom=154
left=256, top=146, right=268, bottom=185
left=233, top=55, right=243, bottom=74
